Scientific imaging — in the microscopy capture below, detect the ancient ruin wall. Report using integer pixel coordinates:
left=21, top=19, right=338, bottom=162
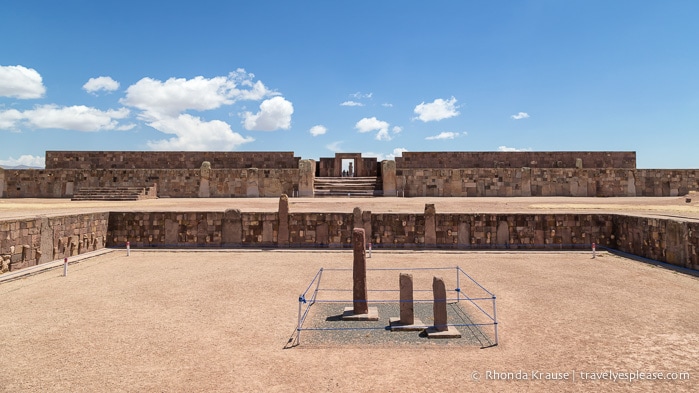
left=395, top=151, right=636, bottom=169
left=45, top=151, right=300, bottom=170
left=395, top=168, right=699, bottom=197
left=2, top=168, right=299, bottom=198
left=0, top=213, right=109, bottom=272
left=102, top=210, right=698, bottom=271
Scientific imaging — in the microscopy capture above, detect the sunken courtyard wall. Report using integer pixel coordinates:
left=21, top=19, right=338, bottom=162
left=2, top=209, right=698, bottom=274
left=1, top=213, right=109, bottom=272
left=395, top=151, right=636, bottom=169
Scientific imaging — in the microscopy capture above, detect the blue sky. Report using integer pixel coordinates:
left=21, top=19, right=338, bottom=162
left=1, top=1, right=698, bottom=169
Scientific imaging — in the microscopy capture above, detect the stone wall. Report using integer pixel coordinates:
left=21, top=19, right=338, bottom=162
left=395, top=168, right=699, bottom=197
left=46, top=151, right=300, bottom=170
left=2, top=168, right=299, bottom=198
left=101, top=208, right=697, bottom=271
left=396, top=151, right=636, bottom=169
left=0, top=213, right=109, bottom=272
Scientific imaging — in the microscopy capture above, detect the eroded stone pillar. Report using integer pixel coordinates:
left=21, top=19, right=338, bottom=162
left=342, top=227, right=378, bottom=320
left=199, top=161, right=211, bottom=198
left=353, top=228, right=368, bottom=314
left=278, top=194, right=289, bottom=246
left=427, top=276, right=461, bottom=338
left=424, top=204, right=436, bottom=246
left=432, top=276, right=447, bottom=331
left=399, top=273, right=414, bottom=324
left=222, top=209, right=243, bottom=245
left=298, top=159, right=315, bottom=197
left=382, top=160, right=396, bottom=196
left=246, top=168, right=259, bottom=197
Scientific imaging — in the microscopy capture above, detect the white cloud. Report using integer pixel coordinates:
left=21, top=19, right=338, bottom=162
left=242, top=96, right=294, bottom=131
left=0, top=65, right=46, bottom=99
left=0, top=109, right=23, bottom=130
left=326, top=141, right=343, bottom=153
left=351, top=92, right=372, bottom=99
left=0, top=155, right=45, bottom=168
left=83, top=76, right=120, bottom=94
left=309, top=125, right=327, bottom=136
left=146, top=114, right=254, bottom=150
left=340, top=101, right=364, bottom=107
left=392, top=126, right=402, bottom=134
left=362, top=148, right=408, bottom=161
left=413, top=96, right=460, bottom=122
left=121, top=69, right=276, bottom=119
left=511, top=112, right=530, bottom=120
left=0, top=105, right=133, bottom=132
left=498, top=146, right=533, bottom=152
left=425, top=131, right=463, bottom=140
left=355, top=117, right=397, bottom=141
left=382, top=103, right=393, bottom=108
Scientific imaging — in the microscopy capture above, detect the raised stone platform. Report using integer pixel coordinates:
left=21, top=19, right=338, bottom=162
left=71, top=186, right=157, bottom=201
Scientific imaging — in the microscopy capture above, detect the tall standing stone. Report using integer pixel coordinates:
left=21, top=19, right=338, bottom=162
left=199, top=161, right=211, bottom=198
left=424, top=204, right=436, bottom=246
left=352, top=228, right=368, bottom=315
left=278, top=194, right=289, bottom=246
left=382, top=160, right=396, bottom=196
left=246, top=168, right=259, bottom=197
left=298, top=159, right=315, bottom=197
left=222, top=209, right=243, bottom=245
left=342, top=227, right=379, bottom=321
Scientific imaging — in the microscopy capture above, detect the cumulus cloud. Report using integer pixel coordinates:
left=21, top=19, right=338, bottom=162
left=146, top=114, right=254, bottom=150
left=498, top=146, right=532, bottom=152
left=0, top=65, right=46, bottom=99
left=0, top=155, right=45, bottom=168
left=340, top=101, right=364, bottom=107
left=309, top=125, right=327, bottom=136
left=511, top=112, right=530, bottom=120
left=413, top=96, right=460, bottom=122
left=121, top=69, right=277, bottom=119
left=242, top=96, right=294, bottom=131
left=362, top=148, right=408, bottom=161
left=355, top=117, right=399, bottom=141
left=83, top=76, right=120, bottom=94
left=425, top=131, right=464, bottom=140
left=382, top=103, right=393, bottom=108
left=0, top=105, right=133, bottom=132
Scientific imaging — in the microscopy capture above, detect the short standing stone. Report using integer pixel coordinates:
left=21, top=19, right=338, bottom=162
left=400, top=273, right=414, bottom=325
left=432, top=276, right=448, bottom=331
left=278, top=194, right=289, bottom=246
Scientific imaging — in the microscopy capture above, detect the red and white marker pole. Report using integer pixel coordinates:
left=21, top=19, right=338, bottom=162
left=63, top=257, right=68, bottom=277
left=592, top=242, right=596, bottom=259
left=368, top=242, right=372, bottom=258
left=126, top=241, right=130, bottom=257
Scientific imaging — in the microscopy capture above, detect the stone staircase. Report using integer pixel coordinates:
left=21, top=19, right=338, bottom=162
left=314, top=177, right=382, bottom=197
left=71, top=186, right=157, bottom=201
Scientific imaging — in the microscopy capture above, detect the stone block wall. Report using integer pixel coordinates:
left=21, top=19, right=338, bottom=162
left=395, top=168, right=699, bottom=197
left=1, top=168, right=299, bottom=198
left=46, top=151, right=300, bottom=170
left=396, top=151, right=636, bottom=169
left=0, top=213, right=109, bottom=272
left=99, top=208, right=697, bottom=271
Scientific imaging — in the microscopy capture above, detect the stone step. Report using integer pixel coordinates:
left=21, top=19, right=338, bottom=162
left=71, top=186, right=156, bottom=201
left=313, top=176, right=382, bottom=197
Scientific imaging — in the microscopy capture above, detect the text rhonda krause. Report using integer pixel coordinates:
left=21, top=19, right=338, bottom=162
left=485, top=370, right=690, bottom=382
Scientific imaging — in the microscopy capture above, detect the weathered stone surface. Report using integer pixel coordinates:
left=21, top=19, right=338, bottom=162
left=246, top=168, right=260, bottom=197
left=222, top=209, right=242, bottom=245
left=424, top=204, right=436, bottom=246
left=298, top=159, right=315, bottom=197
left=278, top=194, right=289, bottom=246
left=399, top=273, right=414, bottom=325
left=352, top=228, right=368, bottom=315
left=432, top=276, right=448, bottom=331
left=199, top=161, right=211, bottom=198
left=382, top=160, right=397, bottom=196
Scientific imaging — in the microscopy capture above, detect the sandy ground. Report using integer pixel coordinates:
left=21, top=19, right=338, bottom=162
left=1, top=249, right=697, bottom=392
left=2, top=196, right=699, bottom=221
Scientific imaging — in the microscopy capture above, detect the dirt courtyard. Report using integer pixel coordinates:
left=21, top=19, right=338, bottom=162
left=1, top=249, right=696, bottom=392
